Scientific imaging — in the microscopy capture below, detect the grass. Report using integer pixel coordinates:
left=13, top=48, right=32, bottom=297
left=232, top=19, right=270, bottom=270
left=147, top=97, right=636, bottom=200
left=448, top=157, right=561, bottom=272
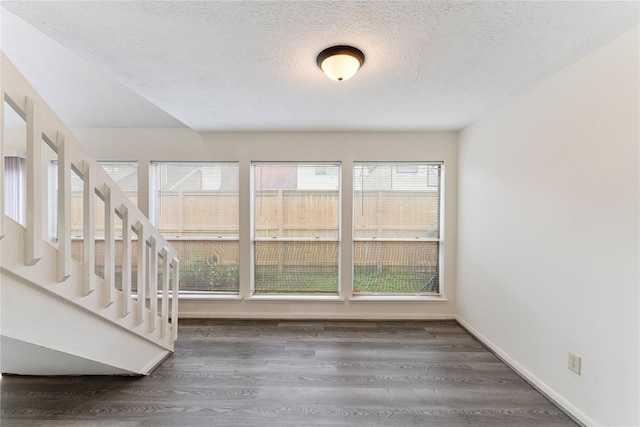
left=354, top=267, right=439, bottom=294
left=254, top=266, right=338, bottom=294
left=179, top=257, right=439, bottom=294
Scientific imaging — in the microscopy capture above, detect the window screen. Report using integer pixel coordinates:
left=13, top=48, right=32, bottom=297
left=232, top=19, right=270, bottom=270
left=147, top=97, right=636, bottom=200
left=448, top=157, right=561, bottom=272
left=151, top=162, right=239, bottom=293
left=252, top=162, right=340, bottom=294
left=353, top=162, right=441, bottom=294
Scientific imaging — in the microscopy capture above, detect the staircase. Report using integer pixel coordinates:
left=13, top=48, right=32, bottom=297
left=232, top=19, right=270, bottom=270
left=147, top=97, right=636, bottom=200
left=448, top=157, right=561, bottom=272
left=0, top=54, right=180, bottom=375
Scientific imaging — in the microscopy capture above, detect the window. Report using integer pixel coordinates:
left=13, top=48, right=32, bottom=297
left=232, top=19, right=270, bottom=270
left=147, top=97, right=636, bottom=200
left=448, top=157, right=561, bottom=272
left=353, top=162, right=442, bottom=295
left=151, top=162, right=239, bottom=293
left=4, top=154, right=26, bottom=225
left=99, top=162, right=138, bottom=206
left=252, top=162, right=340, bottom=295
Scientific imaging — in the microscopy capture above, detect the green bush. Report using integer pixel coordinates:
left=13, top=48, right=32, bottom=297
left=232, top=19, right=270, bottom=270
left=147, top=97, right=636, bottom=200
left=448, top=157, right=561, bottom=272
left=180, top=254, right=238, bottom=292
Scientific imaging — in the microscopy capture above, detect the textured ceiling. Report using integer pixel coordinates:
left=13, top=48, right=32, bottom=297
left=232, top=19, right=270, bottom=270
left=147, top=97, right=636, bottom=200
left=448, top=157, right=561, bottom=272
left=1, top=1, right=638, bottom=131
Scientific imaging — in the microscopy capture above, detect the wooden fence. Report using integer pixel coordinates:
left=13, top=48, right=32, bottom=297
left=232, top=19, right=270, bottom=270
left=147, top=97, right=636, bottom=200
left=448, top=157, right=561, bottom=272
left=69, top=190, right=440, bottom=273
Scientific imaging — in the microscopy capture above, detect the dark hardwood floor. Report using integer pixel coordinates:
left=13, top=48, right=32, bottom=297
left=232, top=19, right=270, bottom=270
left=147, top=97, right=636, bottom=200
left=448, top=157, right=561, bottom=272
left=1, top=320, right=577, bottom=426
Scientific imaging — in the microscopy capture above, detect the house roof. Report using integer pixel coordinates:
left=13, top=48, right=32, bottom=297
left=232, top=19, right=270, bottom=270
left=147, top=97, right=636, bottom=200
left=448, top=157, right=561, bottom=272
left=1, top=1, right=637, bottom=132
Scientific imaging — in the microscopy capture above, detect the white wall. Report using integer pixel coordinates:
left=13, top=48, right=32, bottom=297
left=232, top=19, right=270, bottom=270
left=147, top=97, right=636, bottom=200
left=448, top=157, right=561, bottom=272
left=457, top=27, right=639, bottom=426
left=77, top=130, right=458, bottom=319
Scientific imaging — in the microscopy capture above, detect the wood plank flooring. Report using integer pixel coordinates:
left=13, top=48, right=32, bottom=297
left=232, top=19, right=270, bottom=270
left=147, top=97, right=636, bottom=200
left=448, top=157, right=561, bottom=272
left=1, top=320, right=577, bottom=426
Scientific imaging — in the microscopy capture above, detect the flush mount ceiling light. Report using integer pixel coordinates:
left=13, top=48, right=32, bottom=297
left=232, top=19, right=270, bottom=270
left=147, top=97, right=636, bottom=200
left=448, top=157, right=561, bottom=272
left=316, top=45, right=365, bottom=82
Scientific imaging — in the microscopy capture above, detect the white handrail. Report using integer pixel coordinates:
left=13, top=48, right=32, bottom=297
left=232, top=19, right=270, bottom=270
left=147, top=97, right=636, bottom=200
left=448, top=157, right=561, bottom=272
left=1, top=53, right=179, bottom=345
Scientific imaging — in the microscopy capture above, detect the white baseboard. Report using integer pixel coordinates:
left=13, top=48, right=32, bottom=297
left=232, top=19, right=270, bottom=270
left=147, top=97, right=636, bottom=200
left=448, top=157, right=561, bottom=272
left=179, top=312, right=455, bottom=320
left=455, top=316, right=594, bottom=427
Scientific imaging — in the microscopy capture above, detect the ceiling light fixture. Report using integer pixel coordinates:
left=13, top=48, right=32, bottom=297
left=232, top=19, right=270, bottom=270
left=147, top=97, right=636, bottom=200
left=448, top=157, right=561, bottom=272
left=316, top=45, right=365, bottom=82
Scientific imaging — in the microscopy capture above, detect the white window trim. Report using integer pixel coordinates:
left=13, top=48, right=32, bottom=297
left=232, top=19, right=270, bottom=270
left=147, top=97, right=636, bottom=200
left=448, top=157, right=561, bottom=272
left=352, top=161, right=444, bottom=297
left=250, top=161, right=342, bottom=296
left=150, top=161, right=240, bottom=294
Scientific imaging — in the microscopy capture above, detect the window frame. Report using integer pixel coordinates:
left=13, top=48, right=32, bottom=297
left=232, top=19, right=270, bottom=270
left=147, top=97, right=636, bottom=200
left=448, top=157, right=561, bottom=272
left=250, top=161, right=342, bottom=296
left=150, top=161, right=240, bottom=295
left=352, top=161, right=444, bottom=297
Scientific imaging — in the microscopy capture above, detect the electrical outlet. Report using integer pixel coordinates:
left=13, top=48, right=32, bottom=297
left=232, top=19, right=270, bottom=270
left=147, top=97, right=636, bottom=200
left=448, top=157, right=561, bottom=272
left=568, top=352, right=581, bottom=375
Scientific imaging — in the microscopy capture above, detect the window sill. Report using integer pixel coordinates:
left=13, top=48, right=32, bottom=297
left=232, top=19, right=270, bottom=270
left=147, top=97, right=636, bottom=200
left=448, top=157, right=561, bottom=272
left=172, top=294, right=447, bottom=303
left=178, top=293, right=242, bottom=301
left=349, top=295, right=448, bottom=302
left=246, top=295, right=345, bottom=303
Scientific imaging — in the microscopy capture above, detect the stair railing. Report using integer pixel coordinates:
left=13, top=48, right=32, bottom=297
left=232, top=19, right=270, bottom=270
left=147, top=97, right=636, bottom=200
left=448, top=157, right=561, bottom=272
left=1, top=53, right=179, bottom=342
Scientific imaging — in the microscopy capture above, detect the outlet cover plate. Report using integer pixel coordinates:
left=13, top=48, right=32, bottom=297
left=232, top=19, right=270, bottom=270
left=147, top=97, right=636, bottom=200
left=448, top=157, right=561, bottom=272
left=568, top=352, right=581, bottom=375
